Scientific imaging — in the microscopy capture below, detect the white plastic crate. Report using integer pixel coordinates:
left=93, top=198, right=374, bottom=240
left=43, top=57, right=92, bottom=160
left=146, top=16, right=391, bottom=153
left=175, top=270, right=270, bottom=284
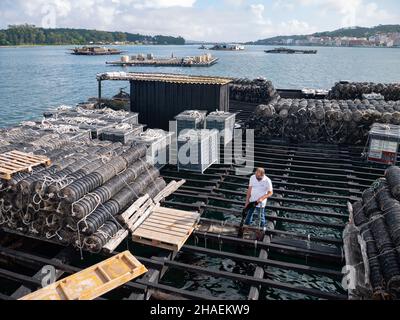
left=175, top=110, right=208, bottom=136
left=368, top=123, right=400, bottom=165
left=131, top=129, right=174, bottom=169
left=177, top=129, right=218, bottom=174
left=206, top=111, right=236, bottom=145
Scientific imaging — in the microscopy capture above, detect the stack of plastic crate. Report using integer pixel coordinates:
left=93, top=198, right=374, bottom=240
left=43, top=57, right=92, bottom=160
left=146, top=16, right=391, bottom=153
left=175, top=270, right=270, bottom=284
left=175, top=110, right=208, bottom=136
left=177, top=129, right=219, bottom=174
left=206, top=111, right=236, bottom=164
left=205, top=111, right=236, bottom=145
left=100, top=124, right=145, bottom=144
left=131, top=129, right=174, bottom=169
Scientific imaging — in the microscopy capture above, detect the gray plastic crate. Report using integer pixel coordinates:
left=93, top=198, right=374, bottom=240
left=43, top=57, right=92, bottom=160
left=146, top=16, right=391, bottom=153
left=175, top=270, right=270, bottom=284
left=177, top=129, right=218, bottom=174
left=79, top=123, right=115, bottom=139
left=131, top=129, right=174, bottom=169
left=206, top=111, right=236, bottom=145
left=100, top=124, right=145, bottom=144
left=101, top=112, right=139, bottom=125
left=175, top=110, right=208, bottom=136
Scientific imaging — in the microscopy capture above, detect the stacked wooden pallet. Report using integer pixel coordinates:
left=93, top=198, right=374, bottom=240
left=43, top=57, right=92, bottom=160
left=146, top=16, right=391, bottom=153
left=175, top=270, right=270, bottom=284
left=0, top=151, right=51, bottom=180
left=117, top=179, right=200, bottom=252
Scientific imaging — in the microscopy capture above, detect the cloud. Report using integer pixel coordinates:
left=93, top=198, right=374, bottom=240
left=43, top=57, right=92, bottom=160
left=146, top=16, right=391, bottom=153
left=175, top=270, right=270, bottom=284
left=294, top=0, right=398, bottom=28
left=250, top=4, right=265, bottom=23
left=273, top=0, right=294, bottom=10
left=0, top=0, right=398, bottom=42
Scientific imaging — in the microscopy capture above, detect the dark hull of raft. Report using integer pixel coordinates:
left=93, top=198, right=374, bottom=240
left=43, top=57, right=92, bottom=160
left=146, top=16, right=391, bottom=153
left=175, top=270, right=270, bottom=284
left=106, top=58, right=219, bottom=67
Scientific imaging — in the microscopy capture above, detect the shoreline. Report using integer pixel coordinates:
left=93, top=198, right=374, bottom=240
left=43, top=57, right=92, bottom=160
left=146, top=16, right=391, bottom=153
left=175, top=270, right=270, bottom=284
left=0, top=44, right=186, bottom=48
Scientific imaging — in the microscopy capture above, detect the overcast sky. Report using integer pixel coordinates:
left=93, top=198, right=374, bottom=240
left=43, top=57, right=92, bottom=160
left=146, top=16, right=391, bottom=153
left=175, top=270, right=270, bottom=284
left=0, top=0, right=399, bottom=42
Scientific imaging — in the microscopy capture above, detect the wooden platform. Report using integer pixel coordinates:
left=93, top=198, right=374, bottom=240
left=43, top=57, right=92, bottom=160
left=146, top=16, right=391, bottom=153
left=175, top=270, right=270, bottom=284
left=132, top=206, right=200, bottom=251
left=19, top=251, right=147, bottom=300
left=0, top=150, right=51, bottom=180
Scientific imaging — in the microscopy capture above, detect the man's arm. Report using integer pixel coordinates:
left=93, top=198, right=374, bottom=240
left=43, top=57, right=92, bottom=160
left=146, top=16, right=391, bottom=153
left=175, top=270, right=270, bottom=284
left=245, top=186, right=252, bottom=207
left=257, top=191, right=273, bottom=203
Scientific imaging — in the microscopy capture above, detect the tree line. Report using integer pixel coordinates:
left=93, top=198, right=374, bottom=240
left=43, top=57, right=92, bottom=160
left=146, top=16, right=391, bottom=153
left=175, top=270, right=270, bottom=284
left=250, top=24, right=400, bottom=45
left=0, top=24, right=185, bottom=46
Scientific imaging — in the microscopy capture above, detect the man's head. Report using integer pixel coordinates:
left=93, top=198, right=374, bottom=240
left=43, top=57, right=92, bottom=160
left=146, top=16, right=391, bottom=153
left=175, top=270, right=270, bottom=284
left=255, top=168, right=265, bottom=181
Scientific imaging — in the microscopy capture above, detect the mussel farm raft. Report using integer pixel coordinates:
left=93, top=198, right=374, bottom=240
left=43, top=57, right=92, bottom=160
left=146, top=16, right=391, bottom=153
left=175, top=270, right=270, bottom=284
left=2, top=106, right=391, bottom=301
left=2, top=75, right=400, bottom=300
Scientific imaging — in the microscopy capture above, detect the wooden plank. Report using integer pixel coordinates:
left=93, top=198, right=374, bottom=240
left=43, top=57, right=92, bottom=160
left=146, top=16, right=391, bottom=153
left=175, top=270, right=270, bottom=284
left=131, top=206, right=200, bottom=251
left=12, top=150, right=49, bottom=162
left=0, top=166, right=13, bottom=173
left=120, top=195, right=150, bottom=222
left=0, top=150, right=51, bottom=181
left=146, top=216, right=196, bottom=228
left=7, top=153, right=42, bottom=164
left=154, top=207, right=199, bottom=219
left=133, top=228, right=183, bottom=244
left=0, top=159, right=27, bottom=169
left=19, top=251, right=147, bottom=300
left=147, top=211, right=198, bottom=222
left=1, top=153, right=34, bottom=165
left=153, top=179, right=186, bottom=203
left=142, top=221, right=191, bottom=235
left=0, top=156, right=28, bottom=166
left=132, top=237, right=182, bottom=251
left=127, top=201, right=155, bottom=229
left=102, top=230, right=129, bottom=253
left=136, top=224, right=187, bottom=238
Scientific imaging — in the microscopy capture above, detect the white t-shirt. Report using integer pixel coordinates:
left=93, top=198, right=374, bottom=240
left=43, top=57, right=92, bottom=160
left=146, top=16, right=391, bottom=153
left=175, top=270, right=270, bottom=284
left=249, top=175, right=273, bottom=208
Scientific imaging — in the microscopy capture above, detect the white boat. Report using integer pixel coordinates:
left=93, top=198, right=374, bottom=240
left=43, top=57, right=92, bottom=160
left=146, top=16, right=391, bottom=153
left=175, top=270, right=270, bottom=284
left=209, top=43, right=245, bottom=51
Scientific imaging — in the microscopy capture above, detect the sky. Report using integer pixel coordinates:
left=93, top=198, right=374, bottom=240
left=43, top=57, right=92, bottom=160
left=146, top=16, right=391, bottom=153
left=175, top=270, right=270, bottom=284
left=0, top=0, right=399, bottom=42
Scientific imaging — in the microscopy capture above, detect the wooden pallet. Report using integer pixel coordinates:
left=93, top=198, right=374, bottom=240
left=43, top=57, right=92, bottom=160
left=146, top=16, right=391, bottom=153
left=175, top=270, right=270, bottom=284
left=132, top=206, right=200, bottom=252
left=0, top=150, right=51, bottom=180
left=19, top=251, right=147, bottom=300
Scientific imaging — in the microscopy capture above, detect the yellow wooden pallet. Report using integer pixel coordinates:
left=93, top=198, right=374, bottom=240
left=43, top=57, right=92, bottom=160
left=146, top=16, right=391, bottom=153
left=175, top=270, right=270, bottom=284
left=132, top=206, right=200, bottom=251
left=0, top=150, right=51, bottom=180
left=19, top=251, right=147, bottom=300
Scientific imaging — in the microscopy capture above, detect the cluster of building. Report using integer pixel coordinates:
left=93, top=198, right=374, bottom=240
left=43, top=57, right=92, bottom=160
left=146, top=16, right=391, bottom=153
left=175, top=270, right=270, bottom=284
left=88, top=40, right=156, bottom=46
left=282, top=33, right=400, bottom=48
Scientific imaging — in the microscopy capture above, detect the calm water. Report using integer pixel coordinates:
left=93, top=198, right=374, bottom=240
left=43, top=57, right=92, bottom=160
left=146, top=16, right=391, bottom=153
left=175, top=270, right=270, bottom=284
left=0, top=45, right=399, bottom=128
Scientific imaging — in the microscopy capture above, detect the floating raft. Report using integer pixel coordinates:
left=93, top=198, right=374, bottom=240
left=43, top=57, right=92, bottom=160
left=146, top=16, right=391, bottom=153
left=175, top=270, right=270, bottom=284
left=132, top=206, right=200, bottom=251
left=106, top=57, right=219, bottom=67
left=19, top=251, right=147, bottom=300
left=265, top=48, right=317, bottom=54
left=0, top=150, right=51, bottom=180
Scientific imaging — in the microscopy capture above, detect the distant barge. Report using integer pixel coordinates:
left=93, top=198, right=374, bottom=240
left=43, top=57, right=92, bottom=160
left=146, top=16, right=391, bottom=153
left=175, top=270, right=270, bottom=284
left=265, top=47, right=318, bottom=54
left=70, top=46, right=123, bottom=55
left=209, top=44, right=245, bottom=51
left=106, top=53, right=218, bottom=67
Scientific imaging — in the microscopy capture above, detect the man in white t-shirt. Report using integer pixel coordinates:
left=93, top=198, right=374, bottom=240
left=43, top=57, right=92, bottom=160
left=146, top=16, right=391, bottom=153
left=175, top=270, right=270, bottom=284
left=244, top=168, right=273, bottom=227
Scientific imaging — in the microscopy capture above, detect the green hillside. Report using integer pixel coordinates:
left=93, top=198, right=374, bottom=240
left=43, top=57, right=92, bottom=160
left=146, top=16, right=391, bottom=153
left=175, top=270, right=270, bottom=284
left=0, top=24, right=185, bottom=46
left=249, top=24, right=400, bottom=45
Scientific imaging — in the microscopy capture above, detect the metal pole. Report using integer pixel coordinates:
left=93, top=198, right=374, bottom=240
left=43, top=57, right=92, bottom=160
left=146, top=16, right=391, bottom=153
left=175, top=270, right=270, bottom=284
left=98, top=80, right=102, bottom=106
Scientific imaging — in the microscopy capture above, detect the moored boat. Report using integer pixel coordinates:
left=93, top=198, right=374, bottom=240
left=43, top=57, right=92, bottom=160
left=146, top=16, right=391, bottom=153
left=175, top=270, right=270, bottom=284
left=70, top=46, right=123, bottom=55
